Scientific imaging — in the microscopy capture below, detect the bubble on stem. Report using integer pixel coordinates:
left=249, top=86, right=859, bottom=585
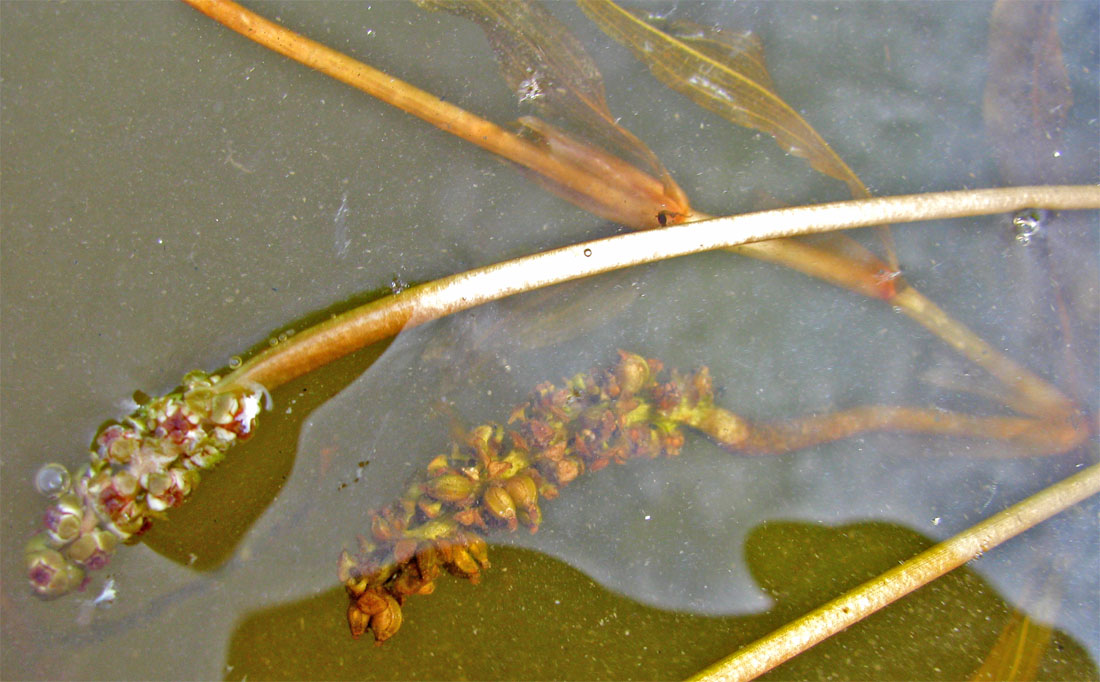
left=1012, top=208, right=1047, bottom=246
left=34, top=463, right=71, bottom=498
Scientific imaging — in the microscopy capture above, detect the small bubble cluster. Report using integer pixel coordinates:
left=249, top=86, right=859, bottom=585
left=1012, top=208, right=1048, bottom=246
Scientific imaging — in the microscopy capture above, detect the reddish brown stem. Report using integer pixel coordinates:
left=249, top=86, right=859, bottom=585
left=692, top=405, right=1089, bottom=457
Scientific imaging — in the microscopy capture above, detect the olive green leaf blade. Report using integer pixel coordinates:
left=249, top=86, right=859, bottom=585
left=578, top=0, right=870, bottom=199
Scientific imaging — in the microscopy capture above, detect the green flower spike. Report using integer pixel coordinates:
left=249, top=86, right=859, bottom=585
left=26, top=370, right=264, bottom=598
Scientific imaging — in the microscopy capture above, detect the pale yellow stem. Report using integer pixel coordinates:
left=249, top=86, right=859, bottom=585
left=688, top=462, right=1100, bottom=682
left=218, top=186, right=1100, bottom=392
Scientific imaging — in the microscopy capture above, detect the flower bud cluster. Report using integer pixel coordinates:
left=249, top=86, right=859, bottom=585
left=342, top=350, right=715, bottom=643
left=25, top=371, right=264, bottom=598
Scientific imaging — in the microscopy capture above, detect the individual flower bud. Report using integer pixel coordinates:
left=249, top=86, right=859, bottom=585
left=184, top=384, right=214, bottom=417
left=444, top=545, right=481, bottom=581
left=44, top=493, right=84, bottom=544
left=369, top=594, right=403, bottom=644
left=517, top=500, right=542, bottom=532
left=364, top=559, right=398, bottom=588
left=615, top=350, right=652, bottom=396
left=453, top=507, right=486, bottom=528
left=416, top=544, right=442, bottom=582
left=370, top=513, right=396, bottom=543
left=652, top=381, right=682, bottom=412
left=456, top=530, right=490, bottom=570
left=347, top=603, right=370, bottom=639
left=432, top=537, right=454, bottom=565
left=466, top=424, right=497, bottom=464
left=66, top=529, right=118, bottom=570
left=482, top=485, right=517, bottom=531
left=108, top=436, right=139, bottom=465
left=538, top=480, right=559, bottom=501
left=506, top=474, right=542, bottom=531
left=503, top=474, right=538, bottom=510
left=417, top=498, right=443, bottom=519
left=210, top=392, right=239, bottom=425
left=337, top=550, right=358, bottom=585
left=25, top=537, right=85, bottom=598
left=554, top=456, right=582, bottom=485
left=391, top=566, right=427, bottom=598
left=424, top=474, right=478, bottom=503
left=425, top=454, right=450, bottom=476
left=691, top=367, right=714, bottom=403
left=356, top=589, right=389, bottom=616
left=187, top=446, right=227, bottom=470
left=486, top=460, right=512, bottom=478
left=112, top=470, right=139, bottom=498
left=106, top=498, right=148, bottom=539
left=147, top=468, right=199, bottom=512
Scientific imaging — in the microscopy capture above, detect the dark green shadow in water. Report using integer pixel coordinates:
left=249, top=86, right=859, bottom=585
left=224, top=520, right=1097, bottom=681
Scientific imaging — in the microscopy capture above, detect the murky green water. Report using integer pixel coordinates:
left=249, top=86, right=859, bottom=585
left=2, top=2, right=1097, bottom=679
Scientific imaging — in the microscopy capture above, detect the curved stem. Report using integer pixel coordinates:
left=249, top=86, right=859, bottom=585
left=217, top=185, right=1100, bottom=393
left=687, top=462, right=1100, bottom=682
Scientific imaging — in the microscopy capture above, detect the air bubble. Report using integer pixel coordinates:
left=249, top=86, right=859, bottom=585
left=228, top=355, right=243, bottom=369
left=583, top=248, right=592, bottom=257
left=35, top=463, right=71, bottom=498
left=1012, top=208, right=1047, bottom=246
left=516, top=73, right=544, bottom=104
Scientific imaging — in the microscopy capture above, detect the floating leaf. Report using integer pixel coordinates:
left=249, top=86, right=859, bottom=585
left=578, top=0, right=870, bottom=199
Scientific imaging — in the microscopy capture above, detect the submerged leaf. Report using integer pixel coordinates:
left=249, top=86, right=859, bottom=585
left=416, top=0, right=690, bottom=227
left=579, top=0, right=901, bottom=270
left=983, top=0, right=1073, bottom=186
left=577, top=0, right=869, bottom=199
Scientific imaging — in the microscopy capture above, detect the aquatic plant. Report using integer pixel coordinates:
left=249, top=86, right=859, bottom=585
left=14, top=0, right=1099, bottom=677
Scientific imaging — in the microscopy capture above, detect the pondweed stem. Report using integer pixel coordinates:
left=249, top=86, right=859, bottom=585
left=688, top=461, right=1100, bottom=682
left=217, top=185, right=1100, bottom=397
